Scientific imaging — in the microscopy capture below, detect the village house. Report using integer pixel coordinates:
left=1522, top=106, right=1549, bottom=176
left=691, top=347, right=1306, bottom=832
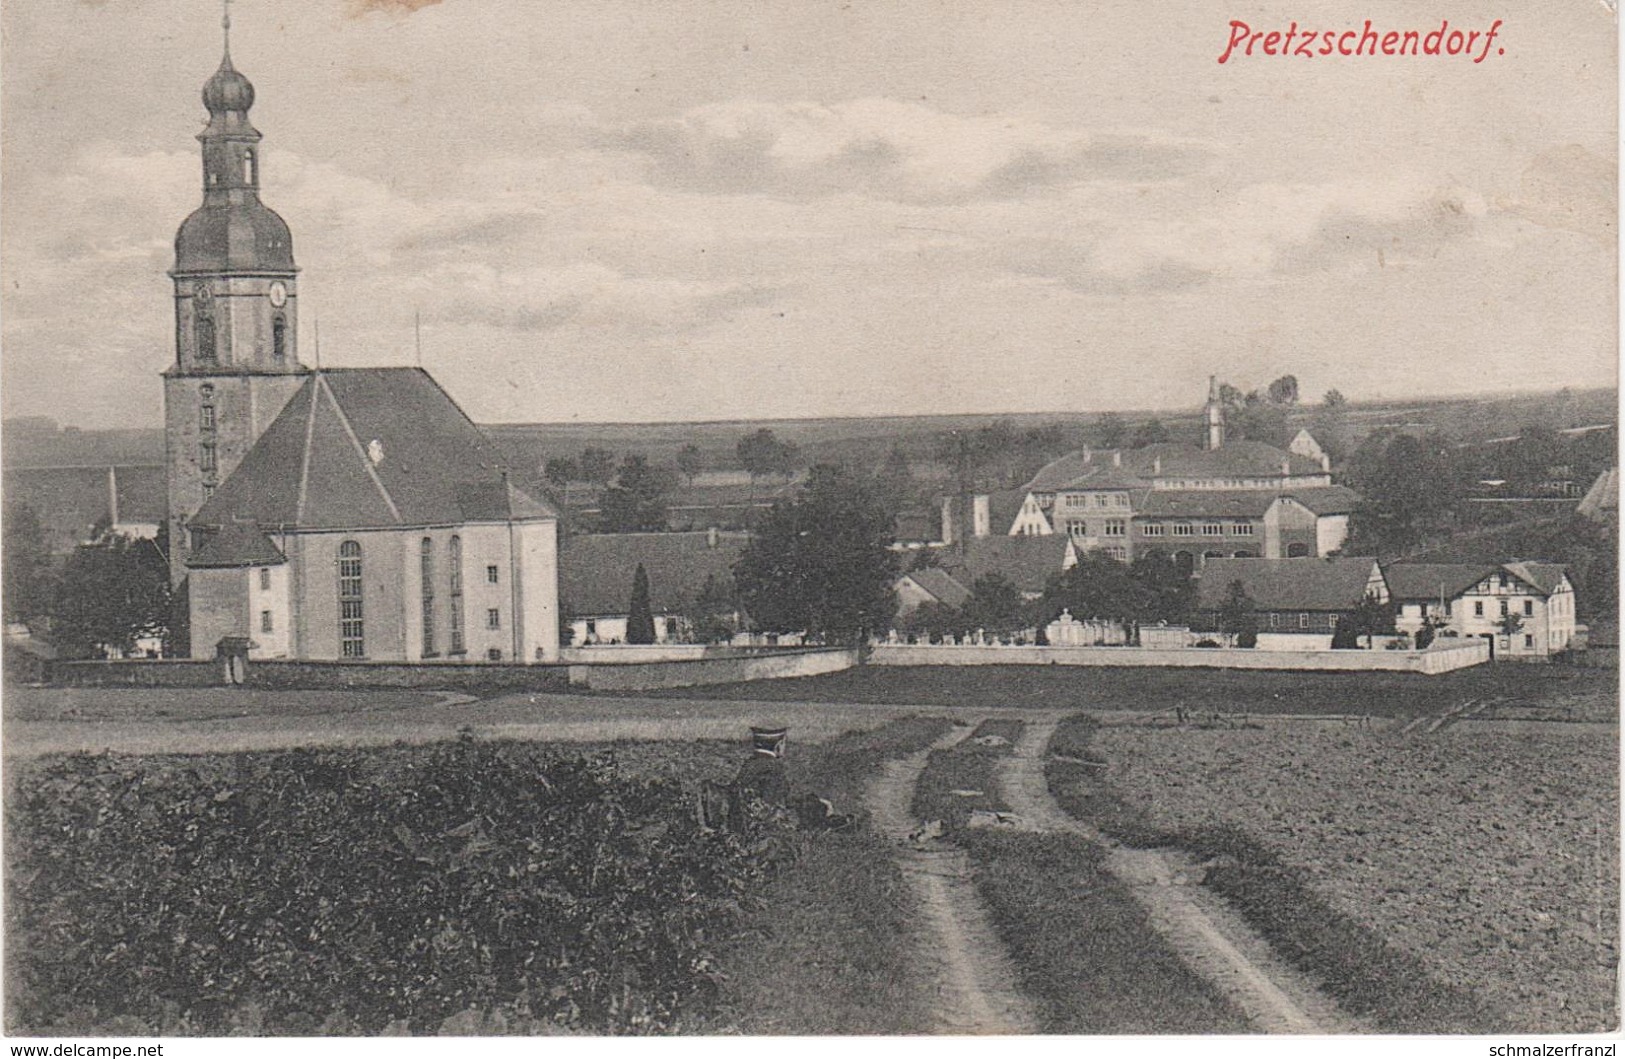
left=558, top=529, right=745, bottom=645
left=1195, top=556, right=1390, bottom=648
left=1384, top=561, right=1577, bottom=660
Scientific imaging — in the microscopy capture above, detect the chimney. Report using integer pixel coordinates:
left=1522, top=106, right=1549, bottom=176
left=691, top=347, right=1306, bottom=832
left=973, top=494, right=991, bottom=537
left=1113, top=451, right=1122, bottom=468
left=106, top=466, right=119, bottom=528
left=707, top=526, right=719, bottom=549
left=1320, top=453, right=1331, bottom=472
left=1083, top=447, right=1092, bottom=464
left=1281, top=459, right=1290, bottom=477
left=1152, top=456, right=1162, bottom=475
left=940, top=495, right=956, bottom=545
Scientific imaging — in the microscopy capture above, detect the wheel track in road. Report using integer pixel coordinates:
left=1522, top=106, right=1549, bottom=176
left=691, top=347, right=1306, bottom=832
left=863, top=724, right=1039, bottom=1035
left=1000, top=714, right=1362, bottom=1034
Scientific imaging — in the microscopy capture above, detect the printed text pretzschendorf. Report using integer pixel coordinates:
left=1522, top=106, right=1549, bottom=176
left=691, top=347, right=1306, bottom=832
left=1219, top=20, right=1504, bottom=64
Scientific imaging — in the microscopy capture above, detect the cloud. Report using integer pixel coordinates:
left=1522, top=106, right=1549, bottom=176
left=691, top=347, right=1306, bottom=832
left=1502, top=144, right=1616, bottom=244
left=603, top=98, right=1214, bottom=202
left=346, top=0, right=445, bottom=16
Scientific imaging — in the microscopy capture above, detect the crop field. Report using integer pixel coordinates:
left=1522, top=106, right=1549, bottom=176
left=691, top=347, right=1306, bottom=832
left=4, top=738, right=787, bottom=1035
left=5, top=717, right=953, bottom=1037
left=640, top=663, right=1618, bottom=721
left=1068, top=717, right=1618, bottom=1032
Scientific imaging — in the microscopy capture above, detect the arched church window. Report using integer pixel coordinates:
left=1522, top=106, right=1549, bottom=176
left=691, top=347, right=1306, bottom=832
left=200, top=403, right=215, bottom=432
left=199, top=440, right=217, bottom=472
left=272, top=315, right=287, bottom=361
left=420, top=537, right=437, bottom=658
left=243, top=149, right=256, bottom=186
left=448, top=535, right=465, bottom=654
left=338, top=540, right=365, bottom=657
left=196, top=315, right=217, bottom=363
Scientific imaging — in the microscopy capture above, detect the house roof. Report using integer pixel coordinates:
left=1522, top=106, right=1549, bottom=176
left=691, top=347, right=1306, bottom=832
left=3, top=464, right=166, bottom=554
left=1576, top=468, right=1617, bottom=522
left=893, top=510, right=939, bottom=544
left=187, top=520, right=288, bottom=568
left=558, top=531, right=747, bottom=616
left=902, top=567, right=973, bottom=608
left=1382, top=563, right=1499, bottom=601
left=1024, top=440, right=1327, bottom=494
left=191, top=368, right=557, bottom=532
left=1196, top=557, right=1384, bottom=613
left=1503, top=561, right=1568, bottom=597
left=1135, top=485, right=1359, bottom=518
left=941, top=534, right=1072, bottom=594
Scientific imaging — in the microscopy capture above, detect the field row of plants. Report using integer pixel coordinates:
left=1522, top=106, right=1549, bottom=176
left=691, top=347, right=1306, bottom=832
left=651, top=663, right=1617, bottom=721
left=6, top=737, right=798, bottom=1036
left=7, top=717, right=961, bottom=1037
left=1049, top=714, right=1618, bottom=1033
left=908, top=718, right=1248, bottom=1034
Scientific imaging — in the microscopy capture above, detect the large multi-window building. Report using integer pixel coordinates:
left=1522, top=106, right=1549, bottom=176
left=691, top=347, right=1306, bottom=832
left=996, top=379, right=1358, bottom=565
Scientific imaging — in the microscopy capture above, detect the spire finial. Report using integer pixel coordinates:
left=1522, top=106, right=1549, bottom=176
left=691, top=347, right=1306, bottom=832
left=222, top=0, right=233, bottom=59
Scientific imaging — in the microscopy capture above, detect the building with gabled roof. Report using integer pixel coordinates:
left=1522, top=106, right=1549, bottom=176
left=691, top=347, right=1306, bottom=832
left=987, top=380, right=1354, bottom=563
left=165, top=30, right=560, bottom=664
left=558, top=530, right=746, bottom=644
left=1384, top=561, right=1577, bottom=660
left=184, top=368, right=561, bottom=663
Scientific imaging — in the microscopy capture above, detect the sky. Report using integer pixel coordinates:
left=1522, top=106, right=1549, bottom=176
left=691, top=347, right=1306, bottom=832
left=1, top=0, right=1616, bottom=429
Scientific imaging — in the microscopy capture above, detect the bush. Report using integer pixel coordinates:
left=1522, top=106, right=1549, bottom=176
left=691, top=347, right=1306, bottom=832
left=1194, top=638, right=1221, bottom=648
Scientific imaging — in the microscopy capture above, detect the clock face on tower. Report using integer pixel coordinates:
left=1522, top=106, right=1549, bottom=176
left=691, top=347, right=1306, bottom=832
left=268, top=281, right=288, bottom=308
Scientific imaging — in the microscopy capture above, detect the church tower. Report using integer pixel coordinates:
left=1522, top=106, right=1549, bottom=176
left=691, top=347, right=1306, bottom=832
left=163, top=8, right=308, bottom=582
left=1204, top=375, right=1226, bottom=451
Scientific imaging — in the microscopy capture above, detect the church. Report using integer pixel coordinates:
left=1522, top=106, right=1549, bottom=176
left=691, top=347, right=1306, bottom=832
left=165, top=19, right=561, bottom=663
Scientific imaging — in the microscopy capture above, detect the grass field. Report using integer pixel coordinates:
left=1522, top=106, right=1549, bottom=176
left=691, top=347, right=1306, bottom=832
left=1048, top=714, right=1619, bottom=1033
left=714, top=716, right=952, bottom=1034
left=631, top=663, right=1619, bottom=720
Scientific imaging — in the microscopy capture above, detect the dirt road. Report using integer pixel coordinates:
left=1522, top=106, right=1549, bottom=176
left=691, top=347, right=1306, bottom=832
left=864, top=724, right=1039, bottom=1034
left=1000, top=715, right=1360, bottom=1034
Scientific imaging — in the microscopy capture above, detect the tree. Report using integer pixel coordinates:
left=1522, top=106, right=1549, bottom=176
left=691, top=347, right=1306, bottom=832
left=1267, top=375, right=1300, bottom=405
left=625, top=563, right=656, bottom=644
left=1092, top=413, right=1128, bottom=449
left=544, top=457, right=578, bottom=488
left=597, top=454, right=673, bottom=533
left=1218, top=580, right=1260, bottom=648
left=1131, top=549, right=1196, bottom=624
left=1343, top=430, right=1463, bottom=555
left=1130, top=418, right=1170, bottom=448
left=733, top=464, right=897, bottom=643
left=1038, top=552, right=1148, bottom=636
left=875, top=445, right=914, bottom=511
left=3, top=502, right=56, bottom=625
left=676, top=443, right=704, bottom=485
left=1330, top=614, right=1361, bottom=649
left=897, top=601, right=964, bottom=643
left=683, top=573, right=738, bottom=644
left=52, top=533, right=172, bottom=659
left=960, top=574, right=1025, bottom=635
left=578, top=447, right=616, bottom=487
left=1496, top=611, right=1525, bottom=642
left=737, top=428, right=800, bottom=481
left=1323, top=389, right=1348, bottom=408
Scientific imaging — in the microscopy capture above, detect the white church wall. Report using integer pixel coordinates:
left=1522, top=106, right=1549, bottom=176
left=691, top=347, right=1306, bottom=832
left=516, top=519, right=561, bottom=663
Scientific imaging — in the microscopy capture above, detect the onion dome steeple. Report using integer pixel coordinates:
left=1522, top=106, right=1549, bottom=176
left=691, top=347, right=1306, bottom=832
left=173, top=1, right=294, bottom=275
